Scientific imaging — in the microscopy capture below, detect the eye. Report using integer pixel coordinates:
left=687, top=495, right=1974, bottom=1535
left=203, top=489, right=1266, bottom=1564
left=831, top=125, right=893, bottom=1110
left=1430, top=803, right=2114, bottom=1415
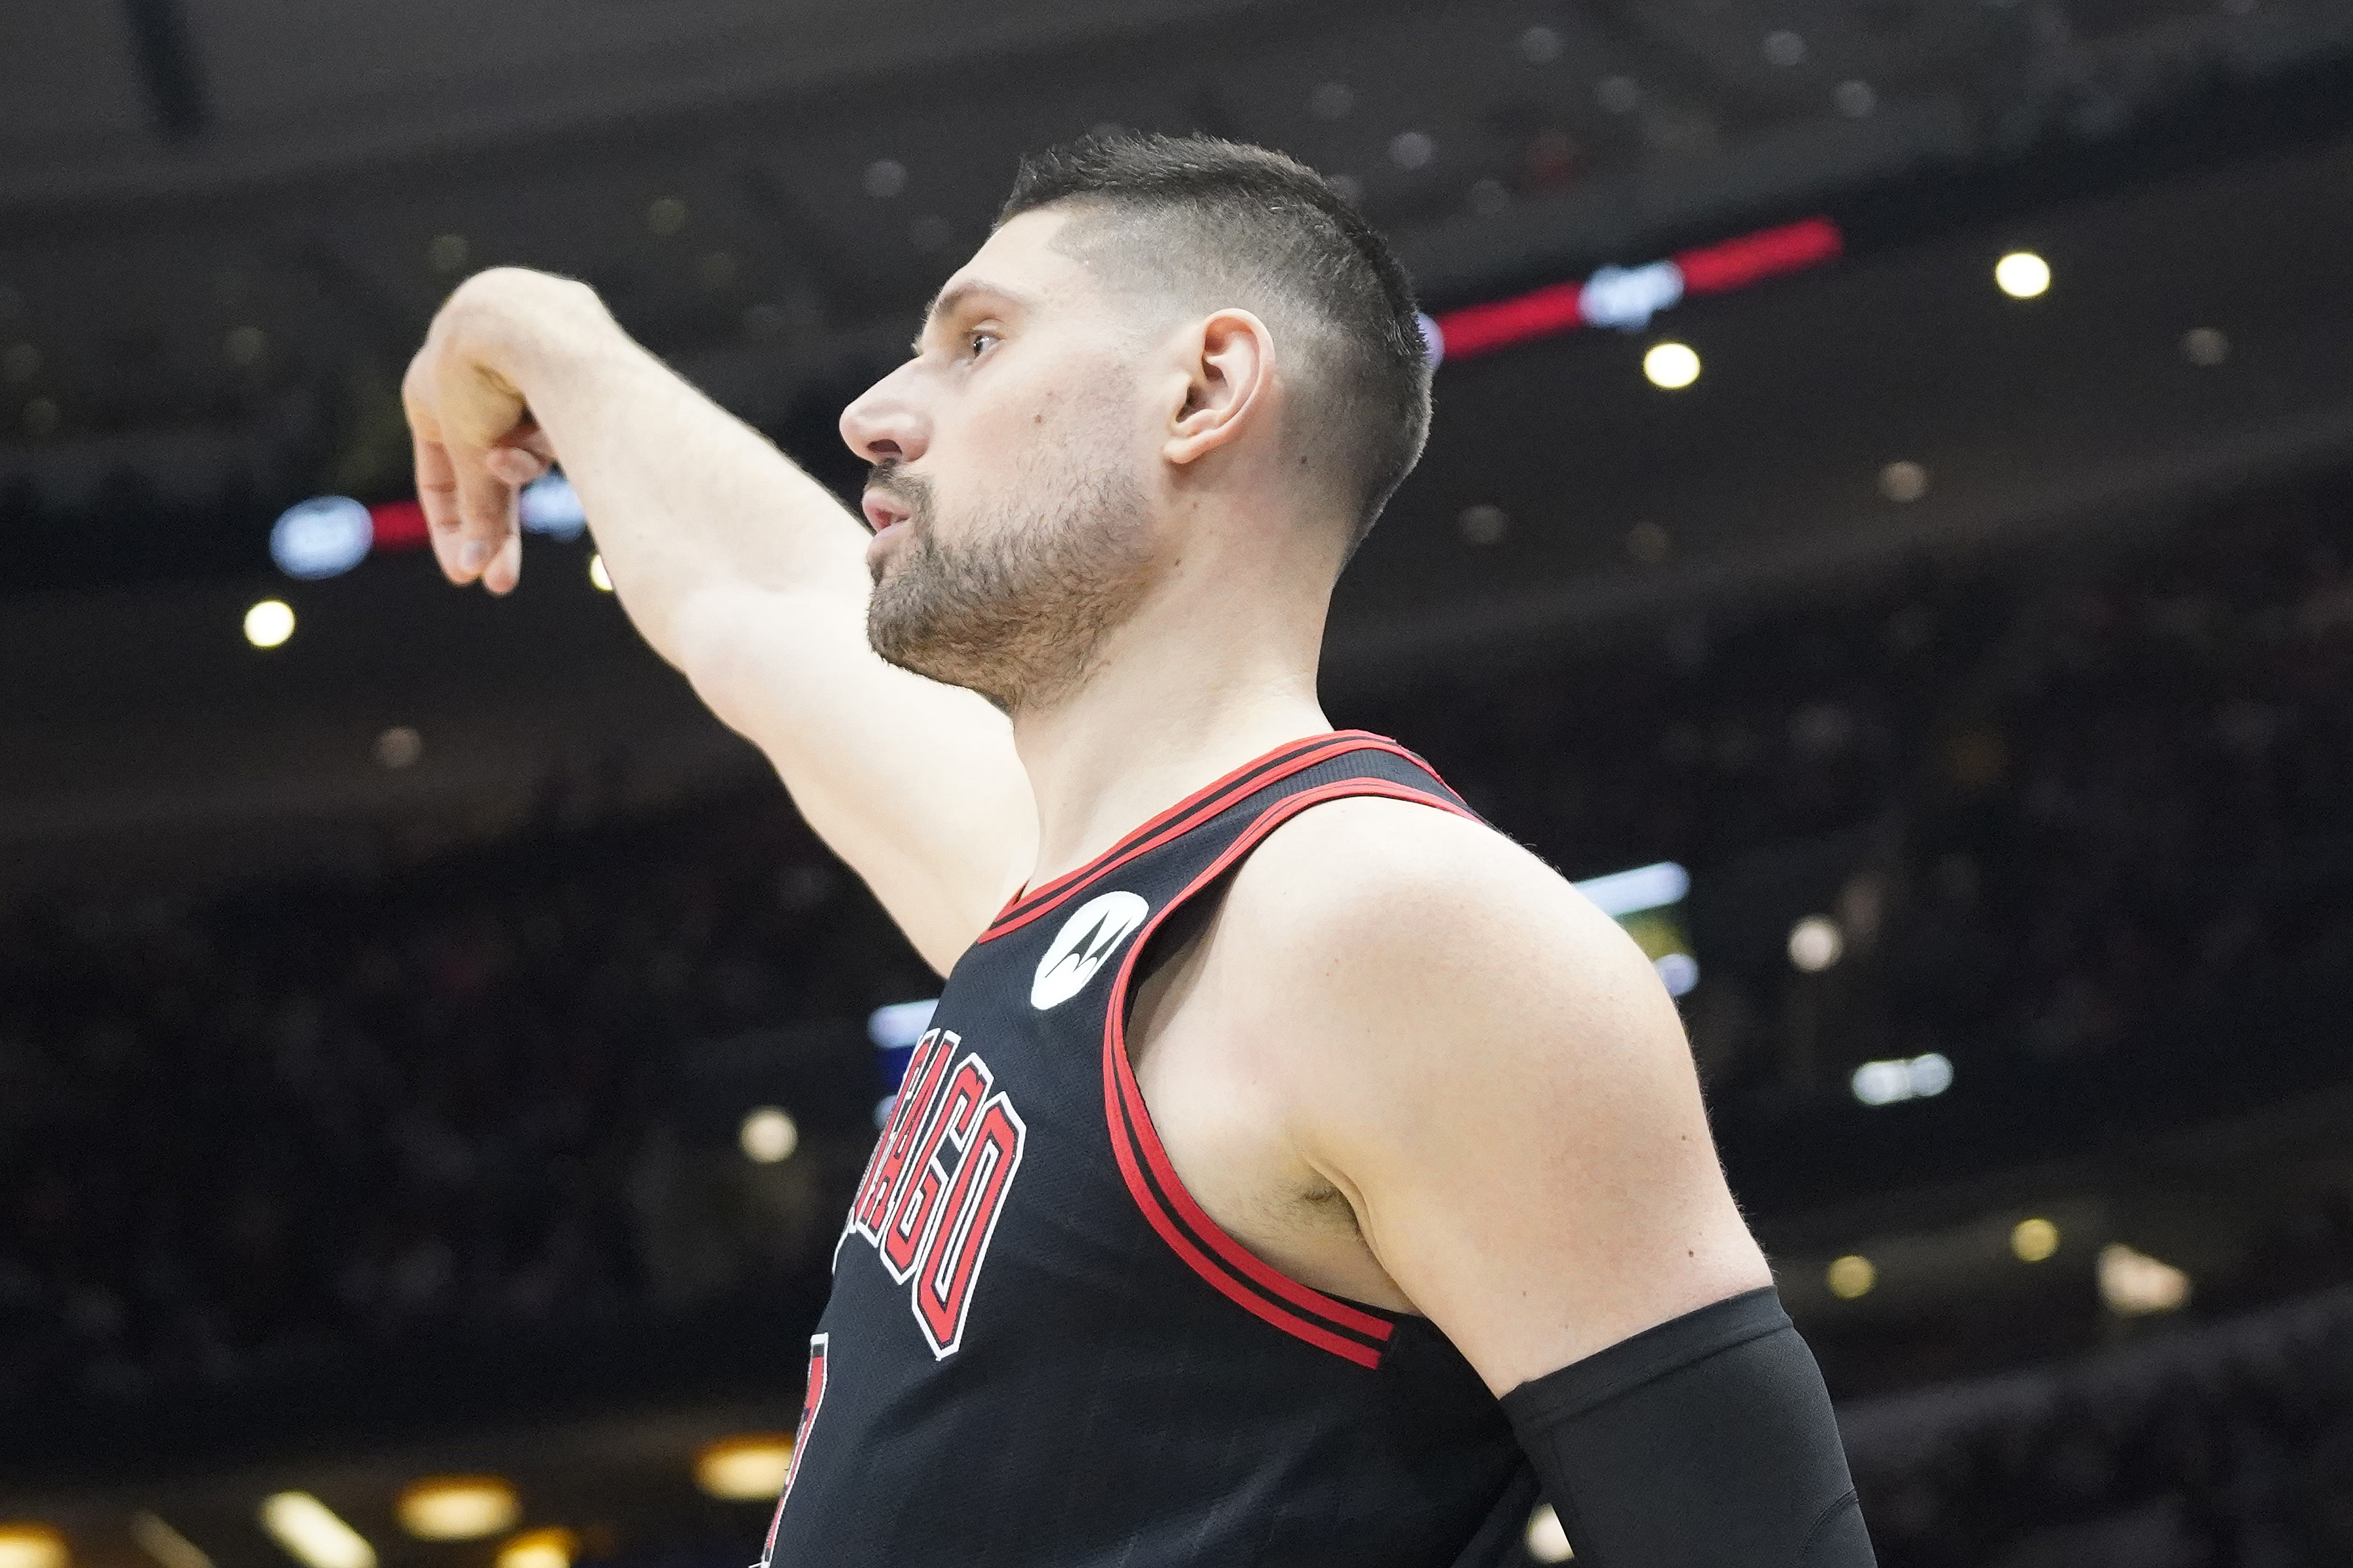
left=967, top=330, right=1000, bottom=359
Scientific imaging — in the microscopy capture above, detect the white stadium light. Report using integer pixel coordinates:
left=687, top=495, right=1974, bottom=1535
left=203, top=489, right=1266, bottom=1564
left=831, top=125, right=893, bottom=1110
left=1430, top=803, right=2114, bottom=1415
left=1851, top=1052, right=1954, bottom=1107
left=2099, top=1242, right=2190, bottom=1316
left=244, top=600, right=296, bottom=649
left=518, top=472, right=587, bottom=539
left=1994, top=250, right=2052, bottom=299
left=271, top=497, right=373, bottom=580
left=1654, top=952, right=1700, bottom=997
left=867, top=999, right=939, bottom=1050
left=1787, top=915, right=1844, bottom=972
left=1907, top=1051, right=1953, bottom=1097
left=258, top=1495, right=373, bottom=1568
left=739, top=1107, right=800, bottom=1164
left=130, top=1515, right=212, bottom=1568
left=1524, top=1503, right=1574, bottom=1562
left=1572, top=862, right=1689, bottom=918
left=1643, top=341, right=1702, bottom=389
left=1580, top=261, right=1685, bottom=330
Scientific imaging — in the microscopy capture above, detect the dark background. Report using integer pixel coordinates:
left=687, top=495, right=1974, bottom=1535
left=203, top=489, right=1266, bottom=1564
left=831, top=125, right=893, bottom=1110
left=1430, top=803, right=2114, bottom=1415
left=7, top=2, right=2353, bottom=1565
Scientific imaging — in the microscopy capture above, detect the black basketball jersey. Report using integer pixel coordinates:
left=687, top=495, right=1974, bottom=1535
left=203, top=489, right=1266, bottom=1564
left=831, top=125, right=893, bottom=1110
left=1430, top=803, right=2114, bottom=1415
left=760, top=731, right=1538, bottom=1567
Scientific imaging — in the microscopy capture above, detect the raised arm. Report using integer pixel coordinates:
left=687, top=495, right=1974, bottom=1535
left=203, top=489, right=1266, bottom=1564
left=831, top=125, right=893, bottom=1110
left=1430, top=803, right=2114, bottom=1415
left=402, top=268, right=1032, bottom=971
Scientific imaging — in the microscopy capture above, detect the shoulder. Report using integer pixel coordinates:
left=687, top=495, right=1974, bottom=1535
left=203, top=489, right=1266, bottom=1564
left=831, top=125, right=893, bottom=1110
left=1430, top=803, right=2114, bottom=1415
left=1217, top=794, right=1669, bottom=1027
left=1206, top=795, right=1763, bottom=1383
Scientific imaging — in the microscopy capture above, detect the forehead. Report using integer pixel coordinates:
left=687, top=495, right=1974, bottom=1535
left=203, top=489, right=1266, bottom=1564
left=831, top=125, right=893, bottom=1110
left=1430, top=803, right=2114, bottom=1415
left=933, top=207, right=1104, bottom=317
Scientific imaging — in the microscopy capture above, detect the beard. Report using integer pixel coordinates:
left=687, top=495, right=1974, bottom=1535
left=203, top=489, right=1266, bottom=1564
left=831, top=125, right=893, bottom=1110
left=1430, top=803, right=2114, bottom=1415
left=864, top=457, right=1155, bottom=715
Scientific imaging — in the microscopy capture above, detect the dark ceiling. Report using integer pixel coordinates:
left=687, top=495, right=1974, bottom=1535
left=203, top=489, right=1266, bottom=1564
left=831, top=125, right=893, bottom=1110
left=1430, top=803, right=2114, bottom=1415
left=5, top=0, right=2353, bottom=600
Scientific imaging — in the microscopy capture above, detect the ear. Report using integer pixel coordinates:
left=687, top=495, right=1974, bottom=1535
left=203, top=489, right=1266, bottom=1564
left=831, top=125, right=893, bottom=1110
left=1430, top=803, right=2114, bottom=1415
left=1163, top=309, right=1275, bottom=467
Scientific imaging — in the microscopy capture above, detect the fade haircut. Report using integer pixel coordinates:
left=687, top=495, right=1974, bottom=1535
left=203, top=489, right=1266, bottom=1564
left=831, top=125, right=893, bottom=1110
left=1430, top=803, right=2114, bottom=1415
left=998, top=133, right=1431, bottom=553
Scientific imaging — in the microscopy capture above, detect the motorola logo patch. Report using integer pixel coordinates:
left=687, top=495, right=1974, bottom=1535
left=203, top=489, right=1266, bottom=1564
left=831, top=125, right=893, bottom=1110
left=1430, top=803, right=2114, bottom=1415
left=1030, top=891, right=1151, bottom=1010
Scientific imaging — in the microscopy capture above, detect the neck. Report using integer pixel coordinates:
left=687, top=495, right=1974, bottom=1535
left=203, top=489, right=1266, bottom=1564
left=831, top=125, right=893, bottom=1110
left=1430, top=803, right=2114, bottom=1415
left=1009, top=530, right=1336, bottom=889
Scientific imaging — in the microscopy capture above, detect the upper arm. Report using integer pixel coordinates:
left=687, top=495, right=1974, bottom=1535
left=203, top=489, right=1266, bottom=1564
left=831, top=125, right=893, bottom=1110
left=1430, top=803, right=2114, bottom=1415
left=1232, top=800, right=1770, bottom=1394
left=669, top=579, right=1034, bottom=974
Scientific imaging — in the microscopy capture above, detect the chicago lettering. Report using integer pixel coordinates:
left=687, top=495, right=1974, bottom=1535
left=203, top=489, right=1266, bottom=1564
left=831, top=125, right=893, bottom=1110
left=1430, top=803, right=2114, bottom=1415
left=844, top=1029, right=1028, bottom=1358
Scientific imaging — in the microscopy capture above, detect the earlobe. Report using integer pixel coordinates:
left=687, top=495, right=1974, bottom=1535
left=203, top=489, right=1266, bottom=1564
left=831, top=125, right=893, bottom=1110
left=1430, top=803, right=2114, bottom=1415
left=1164, top=309, right=1272, bottom=467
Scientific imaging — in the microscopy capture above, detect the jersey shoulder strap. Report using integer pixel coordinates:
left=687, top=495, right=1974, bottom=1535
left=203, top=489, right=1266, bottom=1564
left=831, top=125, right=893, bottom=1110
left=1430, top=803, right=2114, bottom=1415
left=977, top=730, right=1473, bottom=946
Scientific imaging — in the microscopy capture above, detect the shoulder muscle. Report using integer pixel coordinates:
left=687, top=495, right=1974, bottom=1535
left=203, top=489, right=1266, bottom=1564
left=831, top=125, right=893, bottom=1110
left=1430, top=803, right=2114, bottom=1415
left=1215, top=795, right=1770, bottom=1392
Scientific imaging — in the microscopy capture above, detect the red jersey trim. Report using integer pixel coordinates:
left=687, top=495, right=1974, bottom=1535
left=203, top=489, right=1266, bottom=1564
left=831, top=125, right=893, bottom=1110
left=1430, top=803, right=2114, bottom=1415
left=1100, top=775, right=1482, bottom=1368
left=979, top=731, right=1428, bottom=944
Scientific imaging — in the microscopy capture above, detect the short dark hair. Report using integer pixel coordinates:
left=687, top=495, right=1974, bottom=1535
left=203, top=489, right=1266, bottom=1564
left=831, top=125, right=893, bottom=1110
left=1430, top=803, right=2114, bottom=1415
left=998, top=133, right=1430, bottom=553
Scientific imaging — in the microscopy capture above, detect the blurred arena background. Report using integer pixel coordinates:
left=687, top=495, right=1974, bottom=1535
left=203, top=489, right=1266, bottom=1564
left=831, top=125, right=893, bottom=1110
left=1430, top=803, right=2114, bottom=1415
left=7, top=0, right=2353, bottom=1563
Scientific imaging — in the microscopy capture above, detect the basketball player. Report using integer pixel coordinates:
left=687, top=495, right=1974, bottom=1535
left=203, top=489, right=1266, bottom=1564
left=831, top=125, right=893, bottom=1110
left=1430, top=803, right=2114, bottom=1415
left=402, top=136, right=1872, bottom=1566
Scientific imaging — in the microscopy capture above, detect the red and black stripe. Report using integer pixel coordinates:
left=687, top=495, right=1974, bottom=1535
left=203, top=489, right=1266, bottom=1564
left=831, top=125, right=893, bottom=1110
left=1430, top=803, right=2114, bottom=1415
left=979, top=731, right=1440, bottom=944
left=1099, top=776, right=1479, bottom=1369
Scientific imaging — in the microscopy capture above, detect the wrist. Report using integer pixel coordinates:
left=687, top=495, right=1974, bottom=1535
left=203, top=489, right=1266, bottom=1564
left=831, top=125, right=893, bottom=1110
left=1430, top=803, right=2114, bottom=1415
left=440, top=267, right=616, bottom=394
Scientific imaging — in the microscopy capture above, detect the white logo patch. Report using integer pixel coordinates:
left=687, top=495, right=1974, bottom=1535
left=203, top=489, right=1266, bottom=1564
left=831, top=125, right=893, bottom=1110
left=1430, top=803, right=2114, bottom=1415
left=1030, top=890, right=1151, bottom=1010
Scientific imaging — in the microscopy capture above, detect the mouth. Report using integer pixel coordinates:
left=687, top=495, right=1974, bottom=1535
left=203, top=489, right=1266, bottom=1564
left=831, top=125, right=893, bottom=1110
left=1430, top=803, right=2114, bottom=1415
left=861, top=490, right=912, bottom=535
left=862, top=496, right=914, bottom=580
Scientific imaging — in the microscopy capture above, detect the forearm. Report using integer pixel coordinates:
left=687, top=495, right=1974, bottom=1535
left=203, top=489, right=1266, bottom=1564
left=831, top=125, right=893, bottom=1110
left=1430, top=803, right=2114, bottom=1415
left=443, top=269, right=870, bottom=667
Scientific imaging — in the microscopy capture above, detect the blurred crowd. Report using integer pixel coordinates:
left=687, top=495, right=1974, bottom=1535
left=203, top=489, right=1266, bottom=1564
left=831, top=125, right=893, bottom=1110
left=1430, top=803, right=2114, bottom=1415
left=1380, top=474, right=2353, bottom=1123
left=0, top=801, right=924, bottom=1419
left=1848, top=1282, right=2353, bottom=1567
left=3, top=472, right=2352, bottom=1516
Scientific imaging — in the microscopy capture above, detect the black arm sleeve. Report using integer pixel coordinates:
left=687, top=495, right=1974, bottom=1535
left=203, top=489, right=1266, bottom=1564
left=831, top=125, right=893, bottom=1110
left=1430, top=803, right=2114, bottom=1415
left=1499, top=1287, right=1874, bottom=1567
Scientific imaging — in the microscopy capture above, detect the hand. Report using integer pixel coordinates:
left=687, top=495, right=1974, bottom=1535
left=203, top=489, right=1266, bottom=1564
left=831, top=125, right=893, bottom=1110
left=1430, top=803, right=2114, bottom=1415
left=401, top=270, right=580, bottom=595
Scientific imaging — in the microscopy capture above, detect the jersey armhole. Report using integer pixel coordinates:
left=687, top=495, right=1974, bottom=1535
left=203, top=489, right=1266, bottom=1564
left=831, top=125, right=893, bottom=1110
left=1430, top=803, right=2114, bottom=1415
left=1097, top=780, right=1479, bottom=1370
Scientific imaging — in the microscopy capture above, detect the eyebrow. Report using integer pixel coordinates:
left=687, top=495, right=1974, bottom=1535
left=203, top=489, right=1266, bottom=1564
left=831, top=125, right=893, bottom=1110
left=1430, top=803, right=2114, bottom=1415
left=911, top=278, right=1036, bottom=355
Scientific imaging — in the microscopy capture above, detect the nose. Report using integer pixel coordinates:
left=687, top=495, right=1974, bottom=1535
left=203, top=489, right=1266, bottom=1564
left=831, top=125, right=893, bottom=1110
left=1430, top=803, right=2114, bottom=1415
left=839, top=361, right=931, bottom=467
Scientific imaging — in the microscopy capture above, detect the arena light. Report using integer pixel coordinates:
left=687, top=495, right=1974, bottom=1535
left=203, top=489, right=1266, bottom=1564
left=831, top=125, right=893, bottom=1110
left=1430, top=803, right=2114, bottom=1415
left=494, top=1531, right=575, bottom=1568
left=374, top=727, right=423, bottom=769
left=2099, top=1243, right=2189, bottom=1316
left=1572, top=861, right=1688, bottom=917
left=1787, top=915, right=1844, bottom=972
left=869, top=998, right=939, bottom=1124
left=130, top=1514, right=212, bottom=1568
left=2012, top=1217, right=2060, bottom=1263
left=1524, top=1503, right=1574, bottom=1563
left=258, top=1495, right=374, bottom=1568
left=695, top=1434, right=796, bottom=1500
left=244, top=600, right=296, bottom=649
left=269, top=473, right=581, bottom=579
left=1851, top=1053, right=1952, bottom=1106
left=518, top=472, right=587, bottom=539
left=1643, top=342, right=1700, bottom=389
left=867, top=999, right=939, bottom=1050
left=0, top=1524, right=68, bottom=1568
left=128, top=1514, right=211, bottom=1568
left=397, top=1478, right=518, bottom=1542
left=1994, top=250, right=2051, bottom=299
left=1430, top=216, right=1842, bottom=362
left=271, top=497, right=373, bottom=579
left=1826, top=1255, right=1876, bottom=1299
left=739, top=1107, right=800, bottom=1164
